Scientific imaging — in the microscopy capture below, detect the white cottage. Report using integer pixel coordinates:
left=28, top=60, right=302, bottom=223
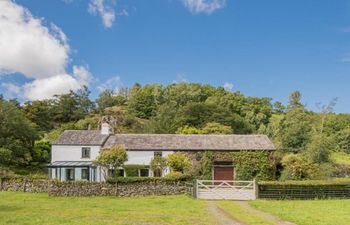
left=48, top=123, right=275, bottom=182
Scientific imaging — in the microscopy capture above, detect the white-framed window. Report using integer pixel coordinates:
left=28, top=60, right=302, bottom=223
left=82, top=147, right=91, bottom=158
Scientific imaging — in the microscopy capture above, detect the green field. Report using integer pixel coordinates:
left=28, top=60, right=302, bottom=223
left=2, top=192, right=350, bottom=225
left=0, top=192, right=214, bottom=225
left=332, top=151, right=350, bottom=165
left=250, top=199, right=350, bottom=225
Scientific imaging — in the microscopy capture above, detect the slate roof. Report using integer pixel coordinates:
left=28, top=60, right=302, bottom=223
left=53, top=130, right=109, bottom=146
left=102, top=134, right=275, bottom=151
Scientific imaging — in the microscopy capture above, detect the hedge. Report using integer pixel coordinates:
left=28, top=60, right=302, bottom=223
left=258, top=178, right=350, bottom=200
left=107, top=175, right=193, bottom=184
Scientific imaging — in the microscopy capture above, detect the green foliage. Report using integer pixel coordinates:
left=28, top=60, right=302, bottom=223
left=94, top=146, right=128, bottom=178
left=149, top=156, right=167, bottom=175
left=165, top=171, right=184, bottom=177
left=53, top=86, right=95, bottom=123
left=228, top=151, right=273, bottom=180
left=197, top=151, right=214, bottom=179
left=0, top=99, right=38, bottom=166
left=201, top=122, right=233, bottom=134
left=304, top=133, right=331, bottom=164
left=280, top=153, right=334, bottom=180
left=128, top=84, right=163, bottom=119
left=106, top=175, right=192, bottom=183
left=167, top=152, right=191, bottom=173
left=31, top=140, right=51, bottom=165
left=125, top=167, right=139, bottom=177
left=96, top=89, right=127, bottom=112
left=337, top=127, right=350, bottom=152
left=23, top=100, right=54, bottom=131
left=176, top=126, right=202, bottom=134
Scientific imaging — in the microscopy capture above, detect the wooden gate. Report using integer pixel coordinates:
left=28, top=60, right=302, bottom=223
left=195, top=180, right=256, bottom=200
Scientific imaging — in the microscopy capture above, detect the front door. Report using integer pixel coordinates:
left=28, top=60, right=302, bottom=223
left=213, top=166, right=234, bottom=180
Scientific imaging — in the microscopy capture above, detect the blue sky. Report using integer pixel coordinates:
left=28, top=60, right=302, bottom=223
left=0, top=0, right=350, bottom=113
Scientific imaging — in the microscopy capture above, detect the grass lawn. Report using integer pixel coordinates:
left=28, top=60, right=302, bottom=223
left=0, top=192, right=215, bottom=225
left=250, top=199, right=350, bottom=225
left=217, top=201, right=276, bottom=225
left=332, top=151, right=350, bottom=165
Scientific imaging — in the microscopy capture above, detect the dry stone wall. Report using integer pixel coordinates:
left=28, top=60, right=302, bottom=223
left=0, top=177, right=190, bottom=197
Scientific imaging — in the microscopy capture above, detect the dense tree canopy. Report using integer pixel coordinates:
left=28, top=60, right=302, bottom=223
left=2, top=83, right=350, bottom=179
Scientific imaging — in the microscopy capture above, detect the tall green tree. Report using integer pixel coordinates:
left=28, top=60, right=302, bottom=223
left=127, top=84, right=163, bottom=119
left=0, top=99, right=38, bottom=166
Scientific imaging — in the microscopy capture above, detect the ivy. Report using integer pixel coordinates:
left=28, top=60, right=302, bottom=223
left=226, top=151, right=274, bottom=180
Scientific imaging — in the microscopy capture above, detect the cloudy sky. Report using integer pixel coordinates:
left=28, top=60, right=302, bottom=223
left=0, top=0, right=350, bottom=112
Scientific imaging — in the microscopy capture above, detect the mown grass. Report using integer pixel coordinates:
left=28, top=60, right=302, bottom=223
left=250, top=199, right=350, bottom=225
left=0, top=192, right=215, bottom=225
left=217, top=201, right=276, bottom=225
left=332, top=151, right=350, bottom=166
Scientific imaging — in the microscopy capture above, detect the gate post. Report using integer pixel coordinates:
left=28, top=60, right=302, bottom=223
left=253, top=179, right=258, bottom=200
left=193, top=180, right=198, bottom=198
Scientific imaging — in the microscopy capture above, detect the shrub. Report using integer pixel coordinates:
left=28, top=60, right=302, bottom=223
left=165, top=171, right=183, bottom=178
left=106, top=175, right=192, bottom=184
left=167, top=152, right=191, bottom=173
left=280, top=153, right=334, bottom=180
left=150, top=156, right=167, bottom=177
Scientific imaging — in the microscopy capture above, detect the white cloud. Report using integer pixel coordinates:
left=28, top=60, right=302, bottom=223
left=0, top=1, right=93, bottom=101
left=88, top=0, right=116, bottom=28
left=223, top=82, right=234, bottom=91
left=181, top=0, right=226, bottom=14
left=73, top=65, right=93, bottom=86
left=98, top=76, right=123, bottom=93
left=23, top=74, right=81, bottom=100
left=0, top=0, right=69, bottom=79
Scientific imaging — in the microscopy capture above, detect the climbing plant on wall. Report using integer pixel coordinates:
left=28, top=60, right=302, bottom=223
left=227, top=151, right=274, bottom=180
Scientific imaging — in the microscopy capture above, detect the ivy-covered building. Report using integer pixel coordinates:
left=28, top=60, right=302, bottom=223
left=48, top=122, right=275, bottom=182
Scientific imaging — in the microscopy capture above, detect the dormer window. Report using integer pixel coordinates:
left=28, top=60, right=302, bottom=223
left=82, top=147, right=91, bottom=158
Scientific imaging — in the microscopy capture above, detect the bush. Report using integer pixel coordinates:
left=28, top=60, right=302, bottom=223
left=259, top=178, right=350, bottom=185
left=167, top=152, right=191, bottom=173
left=106, top=175, right=192, bottom=184
left=165, top=171, right=183, bottom=178
left=280, top=154, right=334, bottom=180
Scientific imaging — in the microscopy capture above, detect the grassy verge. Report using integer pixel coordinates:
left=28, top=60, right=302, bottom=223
left=217, top=201, right=276, bottom=225
left=0, top=192, right=215, bottom=225
left=332, top=151, right=350, bottom=166
left=250, top=199, right=350, bottom=225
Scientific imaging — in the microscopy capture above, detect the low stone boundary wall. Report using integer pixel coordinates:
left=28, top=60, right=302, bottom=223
left=258, top=184, right=350, bottom=199
left=0, top=178, right=190, bottom=197
left=0, top=177, right=50, bottom=193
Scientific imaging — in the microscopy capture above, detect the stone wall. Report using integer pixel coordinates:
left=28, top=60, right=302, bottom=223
left=0, top=177, right=50, bottom=193
left=0, top=177, right=190, bottom=197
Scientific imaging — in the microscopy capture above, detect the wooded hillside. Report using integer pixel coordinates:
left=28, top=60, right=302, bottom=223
left=1, top=83, right=349, bottom=179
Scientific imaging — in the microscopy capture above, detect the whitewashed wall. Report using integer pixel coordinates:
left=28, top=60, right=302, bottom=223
left=52, top=145, right=101, bottom=162
left=125, top=151, right=174, bottom=165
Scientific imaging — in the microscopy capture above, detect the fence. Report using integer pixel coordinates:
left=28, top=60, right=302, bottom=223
left=258, top=183, right=350, bottom=200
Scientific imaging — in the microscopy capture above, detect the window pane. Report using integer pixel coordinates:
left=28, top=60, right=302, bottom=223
left=140, top=169, right=149, bottom=177
left=81, top=168, right=89, bottom=180
left=82, top=147, right=91, bottom=158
